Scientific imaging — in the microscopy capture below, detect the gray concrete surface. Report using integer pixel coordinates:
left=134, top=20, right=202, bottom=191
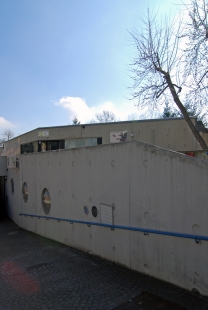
left=0, top=218, right=208, bottom=310
left=7, top=141, right=208, bottom=295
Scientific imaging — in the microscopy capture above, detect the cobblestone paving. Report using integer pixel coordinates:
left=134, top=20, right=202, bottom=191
left=0, top=218, right=208, bottom=310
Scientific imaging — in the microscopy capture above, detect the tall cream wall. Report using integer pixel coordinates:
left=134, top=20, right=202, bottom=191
left=5, top=141, right=208, bottom=296
left=131, top=118, right=198, bottom=150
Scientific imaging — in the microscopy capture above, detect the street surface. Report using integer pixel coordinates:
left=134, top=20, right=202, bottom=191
left=0, top=218, right=207, bottom=310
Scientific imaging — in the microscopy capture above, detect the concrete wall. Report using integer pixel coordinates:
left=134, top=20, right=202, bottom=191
left=3, top=117, right=202, bottom=156
left=5, top=141, right=208, bottom=296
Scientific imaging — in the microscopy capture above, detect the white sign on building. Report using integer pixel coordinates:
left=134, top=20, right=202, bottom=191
left=38, top=130, right=49, bottom=138
left=110, top=131, right=127, bottom=143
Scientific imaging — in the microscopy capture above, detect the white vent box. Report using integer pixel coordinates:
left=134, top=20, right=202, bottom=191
left=100, top=204, right=114, bottom=225
left=7, top=155, right=17, bottom=169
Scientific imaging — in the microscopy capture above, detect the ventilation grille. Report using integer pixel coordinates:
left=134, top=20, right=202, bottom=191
left=100, top=204, right=114, bottom=225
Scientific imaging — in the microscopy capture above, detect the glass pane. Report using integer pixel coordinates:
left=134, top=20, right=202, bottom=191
left=76, top=139, right=86, bottom=147
left=65, top=138, right=97, bottom=149
left=21, top=143, right=33, bottom=154
left=47, top=142, right=58, bottom=151
left=65, top=139, right=76, bottom=149
left=86, top=138, right=97, bottom=146
left=41, top=188, right=51, bottom=215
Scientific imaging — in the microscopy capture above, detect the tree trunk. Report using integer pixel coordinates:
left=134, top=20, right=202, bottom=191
left=165, top=74, right=207, bottom=150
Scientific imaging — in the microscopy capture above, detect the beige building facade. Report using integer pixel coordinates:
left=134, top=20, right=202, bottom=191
left=2, top=117, right=208, bottom=157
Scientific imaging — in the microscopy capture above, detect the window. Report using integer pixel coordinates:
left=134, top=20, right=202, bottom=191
left=97, top=137, right=102, bottom=145
left=65, top=138, right=99, bottom=149
left=21, top=142, right=38, bottom=154
left=22, top=182, right=28, bottom=203
left=21, top=143, right=34, bottom=154
left=41, top=188, right=51, bottom=215
left=38, top=140, right=64, bottom=152
left=92, top=206, right=98, bottom=217
left=84, top=206, right=89, bottom=215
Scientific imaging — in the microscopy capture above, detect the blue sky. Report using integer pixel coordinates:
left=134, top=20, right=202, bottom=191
left=0, top=0, right=179, bottom=137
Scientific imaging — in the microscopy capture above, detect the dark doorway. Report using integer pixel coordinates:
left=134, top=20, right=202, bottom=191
left=0, top=177, right=6, bottom=217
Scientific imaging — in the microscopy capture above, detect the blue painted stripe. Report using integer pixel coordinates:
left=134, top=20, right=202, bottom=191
left=19, top=212, right=208, bottom=241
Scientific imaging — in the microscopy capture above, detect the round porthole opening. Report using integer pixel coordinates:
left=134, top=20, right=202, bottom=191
left=84, top=206, right=89, bottom=215
left=10, top=179, right=14, bottom=194
left=22, top=182, right=28, bottom=202
left=41, top=188, right=51, bottom=215
left=92, top=206, right=98, bottom=217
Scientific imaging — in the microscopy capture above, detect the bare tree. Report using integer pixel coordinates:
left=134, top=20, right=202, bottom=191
left=127, top=112, right=149, bottom=120
left=127, top=113, right=140, bottom=120
left=183, top=0, right=208, bottom=116
left=89, top=119, right=96, bottom=123
left=2, top=129, right=14, bottom=141
left=129, top=8, right=207, bottom=149
left=95, top=110, right=116, bottom=123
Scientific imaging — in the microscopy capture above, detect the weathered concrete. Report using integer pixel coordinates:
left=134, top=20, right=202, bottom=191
left=5, top=141, right=208, bottom=296
left=0, top=218, right=208, bottom=310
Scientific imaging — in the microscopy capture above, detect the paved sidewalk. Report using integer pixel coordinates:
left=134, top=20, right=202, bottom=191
left=0, top=218, right=208, bottom=310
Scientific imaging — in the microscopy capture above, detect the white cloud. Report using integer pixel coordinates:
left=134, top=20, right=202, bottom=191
left=55, top=96, right=143, bottom=123
left=0, top=117, right=15, bottom=129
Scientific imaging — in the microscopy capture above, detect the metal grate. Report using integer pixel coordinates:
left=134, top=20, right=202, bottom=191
left=100, top=204, right=114, bottom=225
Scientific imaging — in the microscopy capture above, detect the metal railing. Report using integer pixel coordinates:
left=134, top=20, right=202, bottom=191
left=19, top=212, right=207, bottom=243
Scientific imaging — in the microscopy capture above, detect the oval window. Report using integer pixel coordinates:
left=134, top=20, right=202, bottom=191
left=41, top=188, right=51, bottom=215
left=92, top=206, right=98, bottom=217
left=22, top=182, right=28, bottom=203
left=84, top=206, right=89, bottom=215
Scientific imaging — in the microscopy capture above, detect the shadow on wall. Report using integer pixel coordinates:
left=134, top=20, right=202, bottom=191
left=0, top=176, right=6, bottom=218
